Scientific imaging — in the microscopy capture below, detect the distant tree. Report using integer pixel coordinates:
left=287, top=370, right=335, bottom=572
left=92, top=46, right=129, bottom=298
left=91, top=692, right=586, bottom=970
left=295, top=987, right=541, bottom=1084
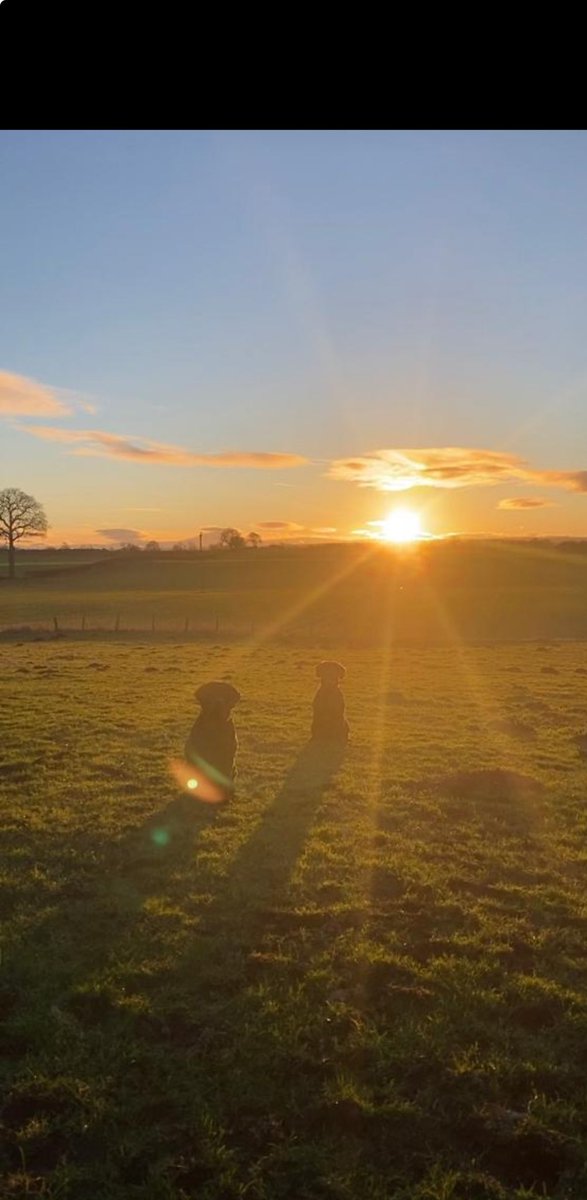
left=144, top=540, right=161, bottom=553
left=171, top=541, right=187, bottom=552
left=220, top=527, right=246, bottom=551
left=59, top=541, right=71, bottom=551
left=120, top=542, right=141, bottom=554
left=0, top=488, right=48, bottom=579
left=247, top=531, right=262, bottom=549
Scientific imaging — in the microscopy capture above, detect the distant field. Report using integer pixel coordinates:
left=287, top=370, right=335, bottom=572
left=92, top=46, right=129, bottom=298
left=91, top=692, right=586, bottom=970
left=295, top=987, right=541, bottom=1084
left=0, top=551, right=107, bottom=578
left=2, top=542, right=587, bottom=644
left=2, top=638, right=587, bottom=1197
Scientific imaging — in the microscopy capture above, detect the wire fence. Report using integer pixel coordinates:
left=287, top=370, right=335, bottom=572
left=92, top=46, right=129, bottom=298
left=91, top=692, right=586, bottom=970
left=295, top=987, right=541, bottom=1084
left=0, top=613, right=259, bottom=638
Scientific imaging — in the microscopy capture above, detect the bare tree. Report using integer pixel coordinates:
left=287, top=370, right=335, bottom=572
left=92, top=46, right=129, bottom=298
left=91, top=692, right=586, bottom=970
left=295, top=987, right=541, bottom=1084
left=0, top=488, right=48, bottom=579
left=247, top=531, right=262, bottom=549
left=144, top=540, right=161, bottom=553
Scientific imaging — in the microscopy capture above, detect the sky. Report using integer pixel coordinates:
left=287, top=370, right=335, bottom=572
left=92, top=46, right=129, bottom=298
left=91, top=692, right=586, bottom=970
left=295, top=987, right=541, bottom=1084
left=1, top=129, right=587, bottom=546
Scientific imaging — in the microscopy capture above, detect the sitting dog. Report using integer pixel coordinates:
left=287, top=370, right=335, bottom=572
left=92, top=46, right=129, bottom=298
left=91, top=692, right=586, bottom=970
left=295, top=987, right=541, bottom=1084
left=311, top=661, right=349, bottom=743
left=184, top=680, right=240, bottom=801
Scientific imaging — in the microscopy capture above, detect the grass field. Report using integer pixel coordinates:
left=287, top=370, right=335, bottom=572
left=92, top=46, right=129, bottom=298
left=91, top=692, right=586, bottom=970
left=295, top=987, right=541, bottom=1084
left=2, top=635, right=587, bottom=1197
left=2, top=542, right=587, bottom=644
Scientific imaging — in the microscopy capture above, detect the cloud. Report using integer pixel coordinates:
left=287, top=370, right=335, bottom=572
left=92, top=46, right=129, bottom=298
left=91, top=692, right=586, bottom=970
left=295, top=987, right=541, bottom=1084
left=545, top=470, right=587, bottom=492
left=0, top=370, right=71, bottom=417
left=17, top=425, right=307, bottom=469
left=258, top=520, right=305, bottom=530
left=329, top=447, right=587, bottom=494
left=498, top=497, right=556, bottom=510
left=96, top=528, right=145, bottom=542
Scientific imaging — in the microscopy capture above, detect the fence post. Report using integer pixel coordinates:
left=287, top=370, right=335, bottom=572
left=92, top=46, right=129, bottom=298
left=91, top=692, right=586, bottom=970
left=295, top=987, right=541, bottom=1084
left=114, top=614, right=120, bottom=632
left=81, top=614, right=86, bottom=631
left=53, top=616, right=59, bottom=633
left=151, top=615, right=156, bottom=633
left=215, top=613, right=219, bottom=634
left=184, top=616, right=190, bottom=634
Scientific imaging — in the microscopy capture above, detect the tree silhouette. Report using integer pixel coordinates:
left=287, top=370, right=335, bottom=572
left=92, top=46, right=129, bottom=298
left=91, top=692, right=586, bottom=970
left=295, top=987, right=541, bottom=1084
left=0, top=488, right=48, bottom=579
left=219, top=528, right=246, bottom=551
left=144, top=540, right=161, bottom=553
left=247, top=531, right=262, bottom=549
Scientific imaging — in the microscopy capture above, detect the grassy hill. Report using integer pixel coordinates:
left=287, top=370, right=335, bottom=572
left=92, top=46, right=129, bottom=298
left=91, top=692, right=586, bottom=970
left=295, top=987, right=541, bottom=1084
left=2, top=541, right=587, bottom=644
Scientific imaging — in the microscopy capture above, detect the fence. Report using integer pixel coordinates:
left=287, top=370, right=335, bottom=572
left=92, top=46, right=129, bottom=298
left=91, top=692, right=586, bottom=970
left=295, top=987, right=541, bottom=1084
left=1, top=613, right=257, bottom=638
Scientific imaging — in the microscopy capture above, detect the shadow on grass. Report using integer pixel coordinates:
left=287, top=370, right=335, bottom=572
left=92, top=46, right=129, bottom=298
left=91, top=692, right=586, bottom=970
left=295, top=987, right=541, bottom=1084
left=0, top=741, right=347, bottom=1189
left=1, top=739, right=346, bottom=1006
left=194, top=738, right=346, bottom=929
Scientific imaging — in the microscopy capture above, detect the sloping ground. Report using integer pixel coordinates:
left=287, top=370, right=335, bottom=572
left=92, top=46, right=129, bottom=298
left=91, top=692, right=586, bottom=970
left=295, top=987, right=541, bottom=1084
left=2, top=642, right=587, bottom=1197
left=1, top=542, right=587, bottom=644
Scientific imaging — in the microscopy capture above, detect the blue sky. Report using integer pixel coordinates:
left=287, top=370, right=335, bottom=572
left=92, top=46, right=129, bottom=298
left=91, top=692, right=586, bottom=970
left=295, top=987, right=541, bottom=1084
left=1, top=129, right=587, bottom=544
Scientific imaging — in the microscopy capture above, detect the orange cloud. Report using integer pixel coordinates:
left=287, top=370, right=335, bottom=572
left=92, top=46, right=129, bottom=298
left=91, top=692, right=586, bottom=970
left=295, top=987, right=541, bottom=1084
left=96, top=527, right=146, bottom=542
left=498, top=497, right=556, bottom=510
left=258, top=521, right=305, bottom=530
left=17, top=425, right=307, bottom=469
left=0, top=370, right=71, bottom=417
left=329, top=447, right=587, bottom=494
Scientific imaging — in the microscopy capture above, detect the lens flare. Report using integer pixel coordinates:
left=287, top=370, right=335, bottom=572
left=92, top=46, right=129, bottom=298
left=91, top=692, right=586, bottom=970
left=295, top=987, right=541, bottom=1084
left=168, top=757, right=226, bottom=804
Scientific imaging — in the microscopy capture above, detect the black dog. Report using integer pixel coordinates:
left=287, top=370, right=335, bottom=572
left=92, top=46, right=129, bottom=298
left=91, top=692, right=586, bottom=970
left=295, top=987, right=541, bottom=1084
left=184, top=681, right=240, bottom=801
left=311, top=661, right=349, bottom=743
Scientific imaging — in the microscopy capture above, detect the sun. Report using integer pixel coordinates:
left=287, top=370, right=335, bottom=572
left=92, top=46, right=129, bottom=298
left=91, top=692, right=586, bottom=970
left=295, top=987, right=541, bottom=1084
left=380, top=507, right=423, bottom=543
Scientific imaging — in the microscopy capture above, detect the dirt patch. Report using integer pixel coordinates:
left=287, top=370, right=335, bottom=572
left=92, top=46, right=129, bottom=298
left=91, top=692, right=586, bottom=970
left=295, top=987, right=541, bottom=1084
left=410, top=768, right=545, bottom=802
left=490, top=718, right=536, bottom=741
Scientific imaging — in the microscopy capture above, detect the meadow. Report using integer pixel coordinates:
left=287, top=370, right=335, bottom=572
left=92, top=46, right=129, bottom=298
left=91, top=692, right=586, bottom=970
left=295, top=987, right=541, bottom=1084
left=2, top=628, right=587, bottom=1198
left=2, top=540, right=587, bottom=644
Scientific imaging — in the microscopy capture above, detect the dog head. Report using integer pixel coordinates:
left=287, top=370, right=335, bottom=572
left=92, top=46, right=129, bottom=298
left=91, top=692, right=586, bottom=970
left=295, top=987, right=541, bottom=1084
left=316, top=661, right=346, bottom=685
left=195, top=680, right=241, bottom=717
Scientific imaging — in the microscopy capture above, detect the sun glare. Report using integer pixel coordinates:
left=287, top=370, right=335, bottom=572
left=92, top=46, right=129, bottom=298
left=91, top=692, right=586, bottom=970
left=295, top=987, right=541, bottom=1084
left=381, top=507, right=423, bottom=544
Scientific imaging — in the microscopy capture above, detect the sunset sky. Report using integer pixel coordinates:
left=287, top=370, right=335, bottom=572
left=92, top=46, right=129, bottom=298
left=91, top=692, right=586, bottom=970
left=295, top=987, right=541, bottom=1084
left=1, top=129, right=587, bottom=546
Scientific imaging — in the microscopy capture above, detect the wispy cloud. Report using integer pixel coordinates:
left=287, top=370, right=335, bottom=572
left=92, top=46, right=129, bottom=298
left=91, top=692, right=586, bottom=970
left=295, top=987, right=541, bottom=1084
left=258, top=520, right=305, bottom=530
left=0, top=370, right=71, bottom=417
left=253, top=521, right=339, bottom=542
left=96, top=527, right=145, bottom=542
left=18, top=425, right=307, bottom=469
left=329, top=447, right=587, bottom=494
left=498, top=497, right=556, bottom=510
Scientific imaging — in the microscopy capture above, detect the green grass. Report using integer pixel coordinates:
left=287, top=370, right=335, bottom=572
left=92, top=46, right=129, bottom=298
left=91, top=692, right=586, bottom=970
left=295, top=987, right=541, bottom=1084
left=2, top=638, right=587, bottom=1196
left=2, top=541, right=587, bottom=644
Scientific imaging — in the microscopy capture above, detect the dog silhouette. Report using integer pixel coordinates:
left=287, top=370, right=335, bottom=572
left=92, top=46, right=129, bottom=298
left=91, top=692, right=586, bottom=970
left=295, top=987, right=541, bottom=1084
left=184, top=680, right=240, bottom=801
left=311, top=661, right=349, bottom=743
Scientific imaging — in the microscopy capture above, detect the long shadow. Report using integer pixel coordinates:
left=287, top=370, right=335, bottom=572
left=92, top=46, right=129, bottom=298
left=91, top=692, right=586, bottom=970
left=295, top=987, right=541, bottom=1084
left=193, top=738, right=346, bottom=932
left=1, top=740, right=346, bottom=1003
left=0, top=742, right=347, bottom=1186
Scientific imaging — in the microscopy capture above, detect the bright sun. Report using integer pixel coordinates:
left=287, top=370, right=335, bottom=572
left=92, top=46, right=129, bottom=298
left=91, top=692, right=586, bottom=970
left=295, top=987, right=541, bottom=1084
left=381, top=507, right=423, bottom=543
